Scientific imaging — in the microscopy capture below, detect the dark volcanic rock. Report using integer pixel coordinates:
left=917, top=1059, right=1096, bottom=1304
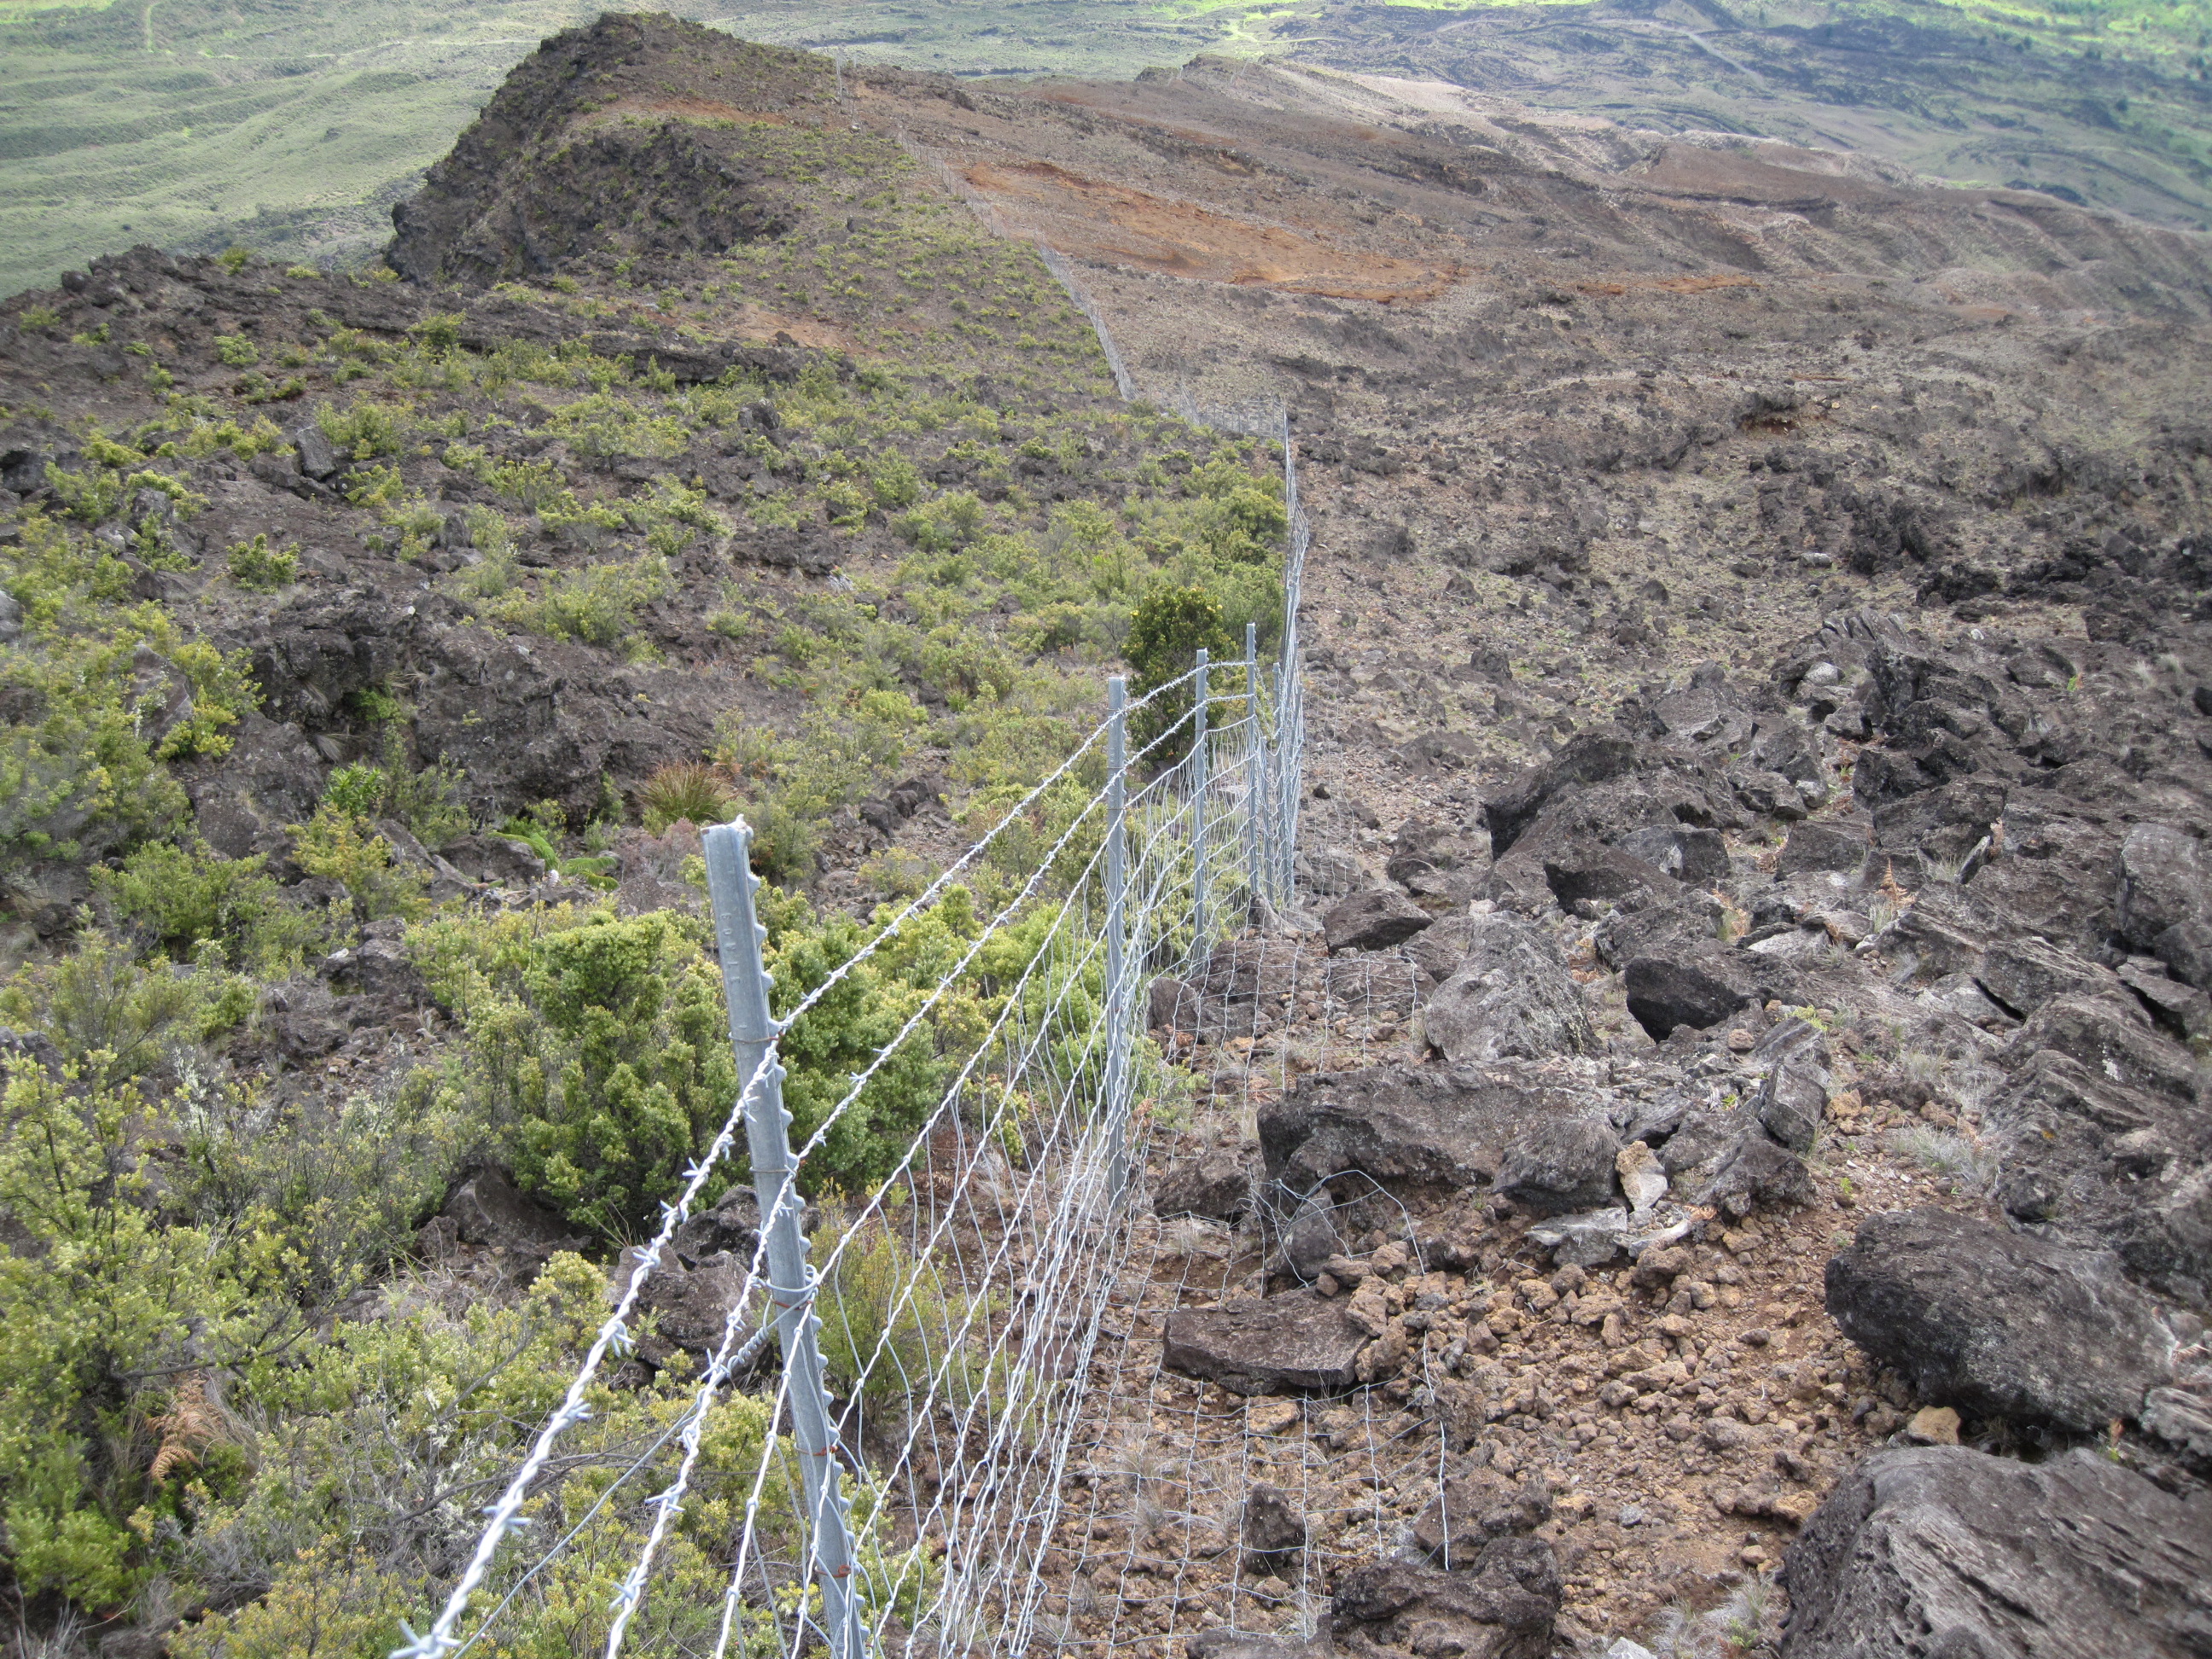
left=1417, top=912, right=1594, bottom=1064
left=1324, top=888, right=1434, bottom=953
left=1331, top=1540, right=1561, bottom=1659
left=1825, top=1208, right=2174, bottom=1431
left=1973, top=934, right=2126, bottom=1020
left=1623, top=948, right=1761, bottom=1038
left=1781, top=1447, right=2212, bottom=1659
left=2116, top=822, right=2209, bottom=952
left=1239, top=1484, right=1308, bottom=1575
left=1412, top=1467, right=1555, bottom=1565
left=1703, top=1134, right=1813, bottom=1220
left=1480, top=729, right=1643, bottom=858
left=1154, top=1146, right=1252, bottom=1221
left=1613, top=823, right=1731, bottom=884
left=1777, top=818, right=1871, bottom=876
left=1540, top=839, right=1682, bottom=912
left=438, top=1165, right=579, bottom=1256
left=1493, top=1114, right=1620, bottom=1215
left=1161, top=1293, right=1371, bottom=1393
left=1260, top=1063, right=1590, bottom=1197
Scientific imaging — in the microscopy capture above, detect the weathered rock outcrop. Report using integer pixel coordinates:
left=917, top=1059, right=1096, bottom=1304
left=1781, top=1447, right=2212, bottom=1659
left=1825, top=1208, right=2174, bottom=1432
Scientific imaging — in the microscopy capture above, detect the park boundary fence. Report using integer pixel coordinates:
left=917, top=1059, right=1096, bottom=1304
left=397, top=424, right=1311, bottom=1659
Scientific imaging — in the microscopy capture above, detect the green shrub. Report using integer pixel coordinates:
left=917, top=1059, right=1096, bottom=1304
left=225, top=533, right=299, bottom=591
left=412, top=909, right=737, bottom=1237
left=0, top=930, right=250, bottom=1086
left=496, top=555, right=669, bottom=647
left=892, top=490, right=985, bottom=553
left=93, top=841, right=323, bottom=972
left=214, top=334, right=260, bottom=368
left=291, top=806, right=430, bottom=923
left=1124, top=585, right=1233, bottom=766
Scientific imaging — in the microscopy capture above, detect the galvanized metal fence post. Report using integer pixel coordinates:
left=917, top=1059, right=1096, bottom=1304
left=701, top=824, right=867, bottom=1659
left=1190, top=649, right=1210, bottom=948
left=1103, top=678, right=1131, bottom=1201
left=1245, top=622, right=1267, bottom=909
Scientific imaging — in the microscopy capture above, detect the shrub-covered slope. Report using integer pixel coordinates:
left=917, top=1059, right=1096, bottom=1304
left=0, top=18, right=1289, bottom=1651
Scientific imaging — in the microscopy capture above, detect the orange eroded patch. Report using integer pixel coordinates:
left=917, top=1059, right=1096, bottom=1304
left=960, top=160, right=1460, bottom=302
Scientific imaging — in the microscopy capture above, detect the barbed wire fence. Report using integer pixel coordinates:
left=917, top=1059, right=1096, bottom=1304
left=395, top=411, right=1313, bottom=1658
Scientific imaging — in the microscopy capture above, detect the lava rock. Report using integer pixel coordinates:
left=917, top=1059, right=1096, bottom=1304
left=1623, top=948, right=1761, bottom=1039
left=1615, top=824, right=1732, bottom=885
left=1161, top=1293, right=1371, bottom=1393
left=1778, top=819, right=1871, bottom=876
left=1332, top=1539, right=1562, bottom=1659
left=1324, top=888, right=1434, bottom=953
left=1149, top=974, right=1204, bottom=1035
left=1782, top=1446, right=2212, bottom=1659
left=1480, top=730, right=1644, bottom=857
left=1260, top=1063, right=1589, bottom=1198
left=439, top=1166, right=578, bottom=1257
left=439, top=831, right=551, bottom=888
left=671, top=1185, right=760, bottom=1267
left=1494, top=1115, right=1620, bottom=1215
left=1418, top=913, right=1595, bottom=1065
left=1240, top=1484, right=1308, bottom=1575
left=1825, top=1208, right=2174, bottom=1432
left=1155, top=1147, right=1251, bottom=1222
left=1973, top=935, right=2126, bottom=1020
left=2116, top=822, right=2207, bottom=952
left=1541, top=840, right=1682, bottom=913
left=1703, top=1134, right=1813, bottom=1221
left=1413, top=1468, right=1556, bottom=1564
left=2005, top=992, right=2197, bottom=1103
left=1755, top=1051, right=1829, bottom=1154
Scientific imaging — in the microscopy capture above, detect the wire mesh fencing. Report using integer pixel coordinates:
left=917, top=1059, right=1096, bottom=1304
left=394, top=636, right=1318, bottom=1659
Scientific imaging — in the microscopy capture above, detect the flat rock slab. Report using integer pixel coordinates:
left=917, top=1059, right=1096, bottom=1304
left=1163, top=1293, right=1370, bottom=1393
left=1783, top=1446, right=2212, bottom=1659
left=1825, top=1207, right=2174, bottom=1432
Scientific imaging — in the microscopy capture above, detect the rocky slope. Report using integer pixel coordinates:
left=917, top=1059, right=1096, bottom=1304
left=1, top=13, right=2209, bottom=1659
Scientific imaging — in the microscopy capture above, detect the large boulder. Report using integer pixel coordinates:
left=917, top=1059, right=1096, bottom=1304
left=1973, top=935, right=2127, bottom=1020
left=1781, top=1447, right=2212, bottom=1659
left=1540, top=840, right=1682, bottom=913
left=1480, top=730, right=1644, bottom=858
left=2005, top=993, right=2198, bottom=1103
left=1985, top=1049, right=2212, bottom=1289
left=1613, top=824, right=1731, bottom=885
left=2116, top=823, right=2208, bottom=952
left=1260, top=1064, right=1590, bottom=1198
left=1418, top=914, right=1595, bottom=1064
left=1825, top=1208, right=2174, bottom=1432
left=1493, top=1115, right=1621, bottom=1215
left=1331, top=1540, right=1562, bottom=1659
left=1623, top=947, right=1764, bottom=1039
left=1154, top=1147, right=1252, bottom=1221
left=1161, top=1293, right=1371, bottom=1394
left=1871, top=777, right=2007, bottom=867
left=1324, top=888, right=1435, bottom=953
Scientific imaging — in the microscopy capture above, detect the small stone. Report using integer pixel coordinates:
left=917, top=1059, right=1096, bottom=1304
left=1726, top=1027, right=1757, bottom=1051
left=1615, top=1141, right=1668, bottom=1214
left=1904, top=1406, right=1962, bottom=1446
left=1248, top=1399, right=1301, bottom=1435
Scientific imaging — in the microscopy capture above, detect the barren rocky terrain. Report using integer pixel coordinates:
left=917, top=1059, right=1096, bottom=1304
left=3, top=13, right=2210, bottom=1659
